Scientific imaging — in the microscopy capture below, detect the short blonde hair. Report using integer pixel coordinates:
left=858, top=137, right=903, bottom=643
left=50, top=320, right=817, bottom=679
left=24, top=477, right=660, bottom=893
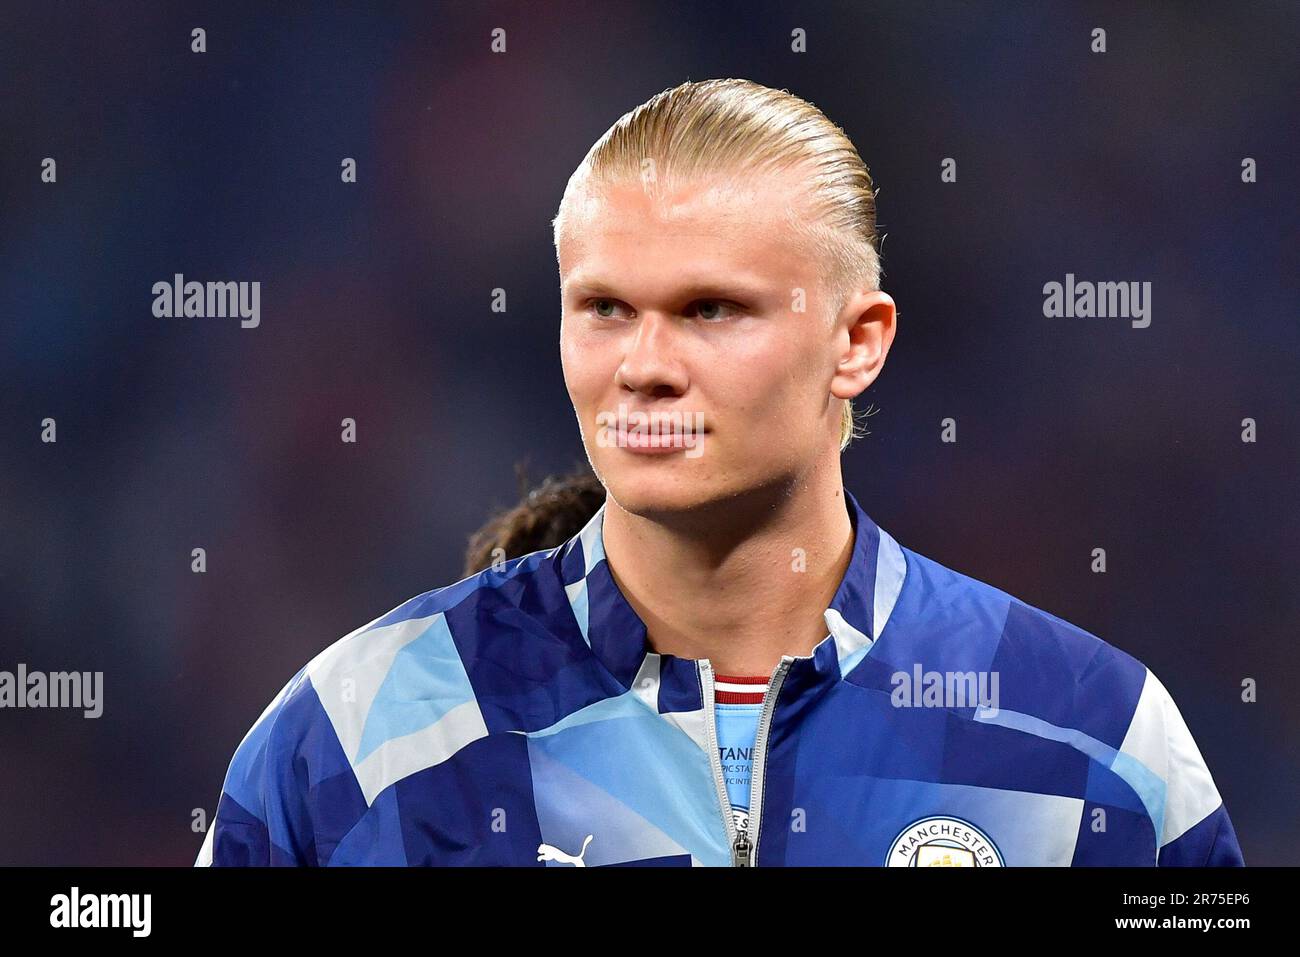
left=553, top=78, right=883, bottom=451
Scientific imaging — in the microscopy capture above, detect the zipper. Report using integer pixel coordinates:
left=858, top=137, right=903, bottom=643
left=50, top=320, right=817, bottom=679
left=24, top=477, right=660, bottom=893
left=699, top=662, right=740, bottom=863
left=699, top=655, right=795, bottom=867
left=744, top=655, right=793, bottom=866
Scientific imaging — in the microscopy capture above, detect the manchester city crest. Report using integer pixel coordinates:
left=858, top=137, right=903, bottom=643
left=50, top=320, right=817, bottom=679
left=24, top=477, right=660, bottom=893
left=886, top=815, right=1005, bottom=867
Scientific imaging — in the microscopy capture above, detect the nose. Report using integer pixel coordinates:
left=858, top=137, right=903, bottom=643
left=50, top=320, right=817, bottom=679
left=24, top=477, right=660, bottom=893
left=615, top=310, right=689, bottom=398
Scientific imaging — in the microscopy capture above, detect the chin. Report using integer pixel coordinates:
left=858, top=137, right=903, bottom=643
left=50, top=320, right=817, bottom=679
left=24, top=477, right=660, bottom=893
left=599, top=463, right=724, bottom=519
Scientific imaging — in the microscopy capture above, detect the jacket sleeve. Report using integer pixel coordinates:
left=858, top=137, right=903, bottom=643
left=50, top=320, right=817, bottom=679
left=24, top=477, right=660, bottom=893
left=194, top=666, right=318, bottom=866
left=1158, top=801, right=1244, bottom=866
left=1122, top=668, right=1244, bottom=866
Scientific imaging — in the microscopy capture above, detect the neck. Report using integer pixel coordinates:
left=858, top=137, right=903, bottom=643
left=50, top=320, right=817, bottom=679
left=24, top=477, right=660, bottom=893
left=600, top=463, right=855, bottom=677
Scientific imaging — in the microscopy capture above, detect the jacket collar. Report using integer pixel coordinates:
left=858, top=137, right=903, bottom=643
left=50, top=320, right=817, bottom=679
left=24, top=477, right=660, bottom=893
left=557, top=487, right=909, bottom=706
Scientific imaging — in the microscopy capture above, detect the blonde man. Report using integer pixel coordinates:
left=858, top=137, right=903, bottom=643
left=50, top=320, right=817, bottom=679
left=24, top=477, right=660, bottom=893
left=198, top=79, right=1242, bottom=867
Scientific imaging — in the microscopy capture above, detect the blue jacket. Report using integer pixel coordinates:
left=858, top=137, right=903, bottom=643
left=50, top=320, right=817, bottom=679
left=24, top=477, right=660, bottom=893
left=195, top=489, right=1244, bottom=866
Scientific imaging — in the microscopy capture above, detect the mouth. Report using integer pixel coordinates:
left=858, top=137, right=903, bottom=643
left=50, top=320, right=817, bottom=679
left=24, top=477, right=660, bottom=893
left=599, top=423, right=708, bottom=454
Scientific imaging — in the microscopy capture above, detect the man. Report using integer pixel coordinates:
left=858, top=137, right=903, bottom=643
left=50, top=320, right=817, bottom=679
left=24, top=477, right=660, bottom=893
left=196, top=78, right=1242, bottom=866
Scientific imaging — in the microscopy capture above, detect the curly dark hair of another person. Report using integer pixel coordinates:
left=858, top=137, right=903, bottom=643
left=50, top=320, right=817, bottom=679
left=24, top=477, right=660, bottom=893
left=462, top=462, right=606, bottom=576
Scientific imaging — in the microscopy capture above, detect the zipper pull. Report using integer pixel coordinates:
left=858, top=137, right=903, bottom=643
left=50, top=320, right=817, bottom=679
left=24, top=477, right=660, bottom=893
left=733, top=831, right=753, bottom=866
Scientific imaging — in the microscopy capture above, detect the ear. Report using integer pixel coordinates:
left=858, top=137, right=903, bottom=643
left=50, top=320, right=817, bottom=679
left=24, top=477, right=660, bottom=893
left=829, top=290, right=896, bottom=401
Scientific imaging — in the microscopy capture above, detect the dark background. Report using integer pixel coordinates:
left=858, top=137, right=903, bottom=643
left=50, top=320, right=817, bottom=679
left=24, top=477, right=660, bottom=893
left=0, top=0, right=1295, bottom=865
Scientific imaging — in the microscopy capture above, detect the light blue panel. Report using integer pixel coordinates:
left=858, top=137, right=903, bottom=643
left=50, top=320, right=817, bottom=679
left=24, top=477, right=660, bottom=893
left=567, top=578, right=590, bottom=643
left=354, top=614, right=478, bottom=763
left=715, top=703, right=761, bottom=814
left=527, top=691, right=731, bottom=865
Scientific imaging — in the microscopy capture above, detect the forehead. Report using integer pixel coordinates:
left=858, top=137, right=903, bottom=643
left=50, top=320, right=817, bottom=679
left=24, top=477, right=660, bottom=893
left=558, top=169, right=820, bottom=282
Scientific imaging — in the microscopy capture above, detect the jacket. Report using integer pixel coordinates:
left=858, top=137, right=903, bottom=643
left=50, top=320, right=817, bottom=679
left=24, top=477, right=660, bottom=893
left=195, top=488, right=1244, bottom=866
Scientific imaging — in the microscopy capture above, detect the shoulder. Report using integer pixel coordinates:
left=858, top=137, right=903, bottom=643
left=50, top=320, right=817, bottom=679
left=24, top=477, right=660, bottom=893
left=890, top=544, right=1149, bottom=728
left=296, top=546, right=565, bottom=697
left=225, top=547, right=563, bottom=771
left=205, top=547, right=571, bottom=864
left=889, top=543, right=1236, bottom=862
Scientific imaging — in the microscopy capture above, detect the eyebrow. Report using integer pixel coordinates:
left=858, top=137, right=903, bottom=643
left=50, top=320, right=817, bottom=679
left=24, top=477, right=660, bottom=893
left=563, top=274, right=773, bottom=303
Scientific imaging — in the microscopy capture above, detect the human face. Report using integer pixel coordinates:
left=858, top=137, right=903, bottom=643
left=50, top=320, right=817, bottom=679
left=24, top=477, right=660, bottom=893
left=557, top=171, right=866, bottom=518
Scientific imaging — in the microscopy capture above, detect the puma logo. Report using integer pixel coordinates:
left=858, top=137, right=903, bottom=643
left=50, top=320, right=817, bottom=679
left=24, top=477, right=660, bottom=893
left=537, top=835, right=593, bottom=866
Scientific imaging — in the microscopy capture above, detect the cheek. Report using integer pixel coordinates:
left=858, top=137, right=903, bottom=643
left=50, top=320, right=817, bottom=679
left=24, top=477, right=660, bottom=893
left=723, top=332, right=817, bottom=409
left=558, top=323, right=586, bottom=390
left=558, top=333, right=575, bottom=392
left=559, top=323, right=607, bottom=406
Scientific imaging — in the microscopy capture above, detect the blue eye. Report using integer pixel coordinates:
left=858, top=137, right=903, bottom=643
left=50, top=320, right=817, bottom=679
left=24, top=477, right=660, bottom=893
left=585, top=298, right=738, bottom=320
left=590, top=298, right=628, bottom=319
left=690, top=300, right=736, bottom=321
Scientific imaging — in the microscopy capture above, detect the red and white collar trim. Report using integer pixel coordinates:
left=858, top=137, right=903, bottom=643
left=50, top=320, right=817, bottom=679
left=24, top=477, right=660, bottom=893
left=714, top=674, right=769, bottom=704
